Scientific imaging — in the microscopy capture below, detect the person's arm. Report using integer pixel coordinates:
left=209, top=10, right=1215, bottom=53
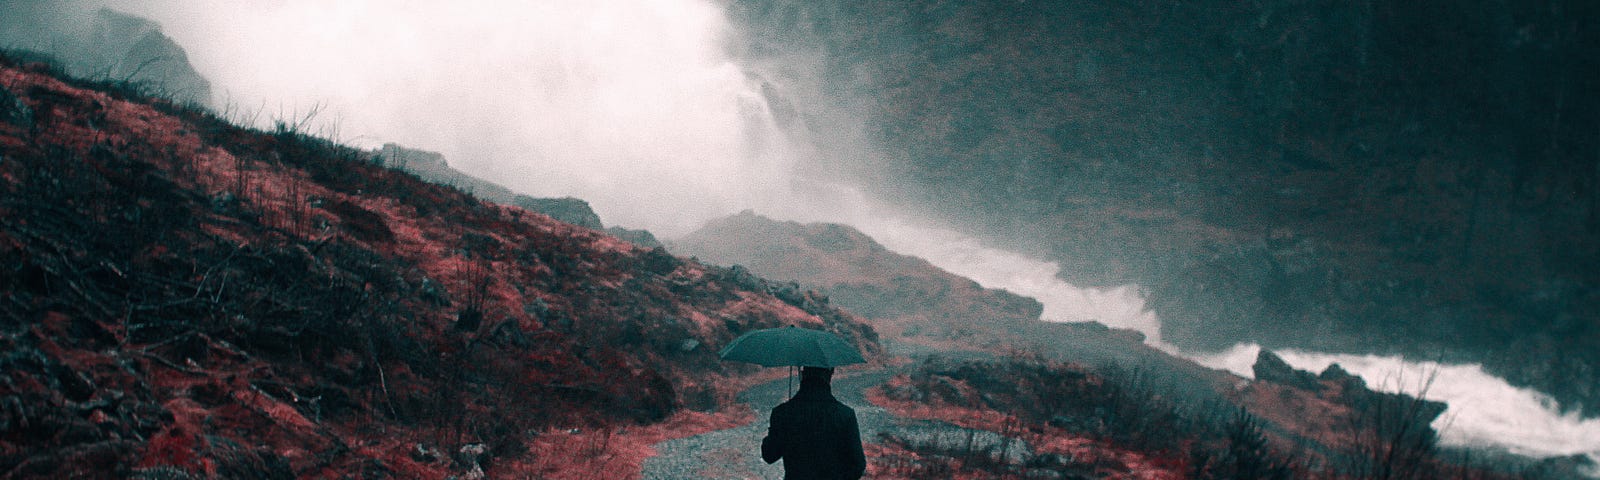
left=761, top=410, right=785, bottom=464
left=842, top=411, right=866, bottom=479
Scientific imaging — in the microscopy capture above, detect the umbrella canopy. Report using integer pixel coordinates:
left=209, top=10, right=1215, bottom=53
left=719, top=326, right=866, bottom=368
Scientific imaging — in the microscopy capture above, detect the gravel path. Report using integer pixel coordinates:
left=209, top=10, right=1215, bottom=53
left=641, top=368, right=896, bottom=479
left=641, top=347, right=1012, bottom=479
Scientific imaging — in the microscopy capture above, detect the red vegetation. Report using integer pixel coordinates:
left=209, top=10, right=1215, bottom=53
left=0, top=56, right=878, bottom=478
left=869, top=362, right=1186, bottom=479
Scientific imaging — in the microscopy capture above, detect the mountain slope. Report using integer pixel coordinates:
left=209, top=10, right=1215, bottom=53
left=674, top=212, right=1042, bottom=340
left=672, top=213, right=1215, bottom=385
left=0, top=54, right=877, bottom=478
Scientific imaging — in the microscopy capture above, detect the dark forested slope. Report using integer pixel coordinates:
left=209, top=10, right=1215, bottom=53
left=731, top=0, right=1600, bottom=414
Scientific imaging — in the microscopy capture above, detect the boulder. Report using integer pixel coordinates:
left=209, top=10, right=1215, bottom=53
left=513, top=196, right=602, bottom=230
left=606, top=226, right=662, bottom=248
left=1252, top=349, right=1322, bottom=391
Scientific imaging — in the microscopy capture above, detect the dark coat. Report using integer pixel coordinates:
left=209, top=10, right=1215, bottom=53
left=761, top=381, right=867, bottom=480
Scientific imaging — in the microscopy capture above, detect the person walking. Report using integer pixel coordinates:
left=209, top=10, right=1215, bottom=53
left=761, top=366, right=866, bottom=480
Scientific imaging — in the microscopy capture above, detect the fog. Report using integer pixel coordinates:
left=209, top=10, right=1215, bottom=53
left=8, top=0, right=1596, bottom=472
left=8, top=0, right=860, bottom=237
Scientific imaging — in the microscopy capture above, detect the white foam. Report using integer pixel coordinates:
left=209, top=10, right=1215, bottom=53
left=855, top=218, right=1170, bottom=348
left=1262, top=347, right=1597, bottom=462
left=856, top=216, right=1600, bottom=472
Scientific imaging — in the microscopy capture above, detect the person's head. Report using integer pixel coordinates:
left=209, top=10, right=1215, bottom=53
left=800, top=366, right=833, bottom=387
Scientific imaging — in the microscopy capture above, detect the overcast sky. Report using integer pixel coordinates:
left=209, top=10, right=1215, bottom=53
left=67, top=0, right=836, bottom=236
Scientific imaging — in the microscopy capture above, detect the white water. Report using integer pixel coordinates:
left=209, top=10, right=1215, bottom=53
left=855, top=217, right=1600, bottom=473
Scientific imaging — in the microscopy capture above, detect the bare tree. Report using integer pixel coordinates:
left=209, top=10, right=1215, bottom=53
left=1348, top=367, right=1444, bottom=480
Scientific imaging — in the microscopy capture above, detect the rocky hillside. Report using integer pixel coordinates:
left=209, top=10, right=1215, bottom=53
left=674, top=212, right=1041, bottom=339
left=0, top=54, right=877, bottom=478
left=672, top=212, right=1170, bottom=368
left=373, top=143, right=661, bottom=248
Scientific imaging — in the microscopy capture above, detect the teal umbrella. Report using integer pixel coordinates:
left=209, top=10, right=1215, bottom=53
left=718, top=326, right=866, bottom=368
left=719, top=326, right=866, bottom=397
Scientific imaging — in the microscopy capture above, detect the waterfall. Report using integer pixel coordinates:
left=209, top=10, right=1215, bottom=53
left=856, top=217, right=1600, bottom=472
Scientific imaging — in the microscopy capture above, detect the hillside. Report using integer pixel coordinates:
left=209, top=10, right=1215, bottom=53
left=673, top=212, right=1168, bottom=367
left=0, top=54, right=878, bottom=478
left=674, top=212, right=1041, bottom=339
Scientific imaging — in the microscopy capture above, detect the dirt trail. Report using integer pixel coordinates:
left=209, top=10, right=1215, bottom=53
left=640, top=368, right=895, bottom=479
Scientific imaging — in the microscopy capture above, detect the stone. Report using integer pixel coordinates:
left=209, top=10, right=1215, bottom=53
left=1252, top=349, right=1322, bottom=391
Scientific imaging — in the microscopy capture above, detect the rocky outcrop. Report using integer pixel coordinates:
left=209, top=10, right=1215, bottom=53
left=1252, top=350, right=1447, bottom=427
left=375, top=143, right=518, bottom=203
left=512, top=196, right=602, bottom=230
left=605, top=226, right=663, bottom=248
left=1252, top=350, right=1323, bottom=392
left=0, top=6, right=211, bottom=105
left=92, top=9, right=212, bottom=105
left=372, top=143, right=662, bottom=246
left=672, top=211, right=1050, bottom=342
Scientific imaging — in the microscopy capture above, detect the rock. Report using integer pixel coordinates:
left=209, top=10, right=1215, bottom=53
left=375, top=143, right=518, bottom=202
left=513, top=196, right=602, bottom=229
left=606, top=226, right=662, bottom=248
left=411, top=443, right=440, bottom=463
left=0, top=6, right=213, bottom=105
left=1252, top=349, right=1321, bottom=391
left=456, top=443, right=489, bottom=479
left=105, top=10, right=212, bottom=104
left=377, top=143, right=449, bottom=171
left=1319, top=363, right=1367, bottom=391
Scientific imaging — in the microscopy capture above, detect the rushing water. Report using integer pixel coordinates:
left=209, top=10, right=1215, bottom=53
left=856, top=216, right=1600, bottom=473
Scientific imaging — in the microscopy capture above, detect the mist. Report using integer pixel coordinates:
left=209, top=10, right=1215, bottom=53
left=13, top=0, right=865, bottom=237
left=9, top=0, right=1596, bottom=472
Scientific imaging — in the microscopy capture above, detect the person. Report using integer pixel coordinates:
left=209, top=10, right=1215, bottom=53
left=761, top=366, right=866, bottom=480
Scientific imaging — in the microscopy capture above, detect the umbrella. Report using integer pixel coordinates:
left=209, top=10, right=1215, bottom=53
left=719, top=326, right=866, bottom=368
left=719, top=326, right=865, bottom=397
